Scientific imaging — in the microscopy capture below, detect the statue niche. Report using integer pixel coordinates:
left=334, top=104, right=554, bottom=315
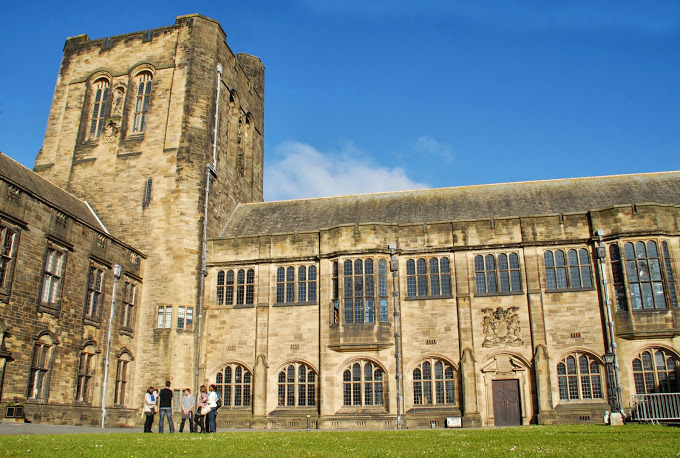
left=481, top=306, right=523, bottom=348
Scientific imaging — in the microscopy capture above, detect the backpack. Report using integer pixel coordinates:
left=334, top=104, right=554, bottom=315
left=216, top=393, right=222, bottom=409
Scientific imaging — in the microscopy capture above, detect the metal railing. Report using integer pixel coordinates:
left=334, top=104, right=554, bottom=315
left=630, top=393, right=680, bottom=422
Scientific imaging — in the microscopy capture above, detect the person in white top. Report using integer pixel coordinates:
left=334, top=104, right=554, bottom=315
left=206, top=384, right=218, bottom=433
left=142, top=386, right=156, bottom=433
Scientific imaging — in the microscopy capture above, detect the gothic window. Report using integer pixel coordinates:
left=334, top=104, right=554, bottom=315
left=157, top=306, right=172, bottom=329
left=632, top=348, right=679, bottom=394
left=27, top=333, right=56, bottom=401
left=276, top=265, right=317, bottom=304
left=177, top=306, right=193, bottom=330
left=40, top=245, right=67, bottom=311
left=89, top=79, right=110, bottom=139
left=277, top=363, right=316, bottom=407
left=620, top=241, right=678, bottom=310
left=413, top=359, right=456, bottom=406
left=114, top=351, right=132, bottom=406
left=216, top=269, right=254, bottom=306
left=557, top=353, right=603, bottom=401
left=75, top=344, right=96, bottom=403
left=406, top=257, right=452, bottom=298
left=342, top=360, right=384, bottom=407
left=474, top=253, right=521, bottom=294
left=332, top=261, right=339, bottom=325
left=544, top=248, right=593, bottom=290
left=132, top=72, right=152, bottom=133
left=0, top=224, right=18, bottom=301
left=342, top=258, right=389, bottom=324
left=84, top=265, right=105, bottom=322
left=121, top=280, right=137, bottom=330
left=214, top=364, right=252, bottom=407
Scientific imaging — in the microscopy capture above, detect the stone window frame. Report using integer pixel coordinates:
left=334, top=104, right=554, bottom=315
left=342, top=359, right=385, bottom=408
left=340, top=258, right=389, bottom=324
left=177, top=306, right=193, bottom=331
left=543, top=247, right=594, bottom=292
left=556, top=352, right=604, bottom=402
left=275, top=264, right=317, bottom=305
left=83, top=262, right=106, bottom=325
left=216, top=268, right=255, bottom=307
left=156, top=305, right=172, bottom=329
left=75, top=342, right=97, bottom=404
left=27, top=331, right=58, bottom=402
left=214, top=363, right=252, bottom=408
left=0, top=221, right=19, bottom=303
left=88, top=77, right=111, bottom=140
left=412, top=358, right=457, bottom=407
left=473, top=252, right=522, bottom=295
left=276, top=362, right=317, bottom=408
left=131, top=71, right=153, bottom=134
left=114, top=349, right=134, bottom=406
left=405, top=256, right=453, bottom=299
left=632, top=347, right=679, bottom=394
left=120, top=279, right=138, bottom=333
left=38, top=242, right=68, bottom=316
left=610, top=240, right=678, bottom=311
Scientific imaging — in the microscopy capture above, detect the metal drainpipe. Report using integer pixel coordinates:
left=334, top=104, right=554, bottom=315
left=101, top=264, right=123, bottom=428
left=389, top=242, right=403, bottom=429
left=195, top=63, right=222, bottom=398
left=596, top=229, right=623, bottom=415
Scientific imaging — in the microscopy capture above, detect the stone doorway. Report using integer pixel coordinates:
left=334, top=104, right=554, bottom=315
left=492, top=379, right=521, bottom=426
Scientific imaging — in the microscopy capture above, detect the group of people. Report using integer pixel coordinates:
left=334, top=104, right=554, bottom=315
left=143, top=381, right=221, bottom=433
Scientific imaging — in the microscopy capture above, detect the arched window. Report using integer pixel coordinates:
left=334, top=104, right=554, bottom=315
left=216, top=268, right=254, bottom=305
left=215, top=363, right=252, bottom=407
left=28, top=332, right=57, bottom=401
left=276, top=265, right=317, bottom=304
left=76, top=344, right=97, bottom=403
left=623, top=241, right=676, bottom=309
left=89, top=79, right=110, bottom=139
left=132, top=72, right=152, bottom=133
left=114, top=350, right=133, bottom=406
left=413, top=359, right=456, bottom=406
left=342, top=361, right=384, bottom=407
left=277, top=363, right=316, bottom=407
left=632, top=349, right=679, bottom=394
left=557, top=353, right=603, bottom=401
left=545, top=248, right=592, bottom=290
left=475, top=253, right=521, bottom=294
left=406, top=257, right=452, bottom=297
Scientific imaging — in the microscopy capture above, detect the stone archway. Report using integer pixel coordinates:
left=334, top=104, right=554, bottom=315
left=480, top=353, right=533, bottom=426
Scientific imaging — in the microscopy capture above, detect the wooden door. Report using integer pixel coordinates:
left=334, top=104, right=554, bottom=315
left=492, top=379, right=521, bottom=426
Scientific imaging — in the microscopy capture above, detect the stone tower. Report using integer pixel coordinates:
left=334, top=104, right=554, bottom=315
left=34, top=14, right=264, bottom=399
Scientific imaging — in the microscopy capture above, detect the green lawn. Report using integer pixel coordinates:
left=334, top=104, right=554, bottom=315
left=0, top=424, right=679, bottom=457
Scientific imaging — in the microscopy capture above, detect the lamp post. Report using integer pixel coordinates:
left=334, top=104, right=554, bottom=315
left=389, top=242, right=403, bottom=430
left=102, top=264, right=123, bottom=428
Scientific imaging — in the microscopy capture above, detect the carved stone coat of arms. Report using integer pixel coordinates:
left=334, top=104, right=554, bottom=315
left=481, top=306, right=523, bottom=348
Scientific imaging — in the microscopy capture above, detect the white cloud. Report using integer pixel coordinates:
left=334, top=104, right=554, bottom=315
left=414, top=136, right=454, bottom=162
left=264, top=141, right=428, bottom=201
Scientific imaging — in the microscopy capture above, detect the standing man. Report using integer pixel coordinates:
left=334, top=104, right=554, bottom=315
left=158, top=381, right=175, bottom=433
left=179, top=388, right=195, bottom=433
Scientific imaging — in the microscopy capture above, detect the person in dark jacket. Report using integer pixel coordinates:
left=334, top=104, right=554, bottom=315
left=158, top=381, right=175, bottom=433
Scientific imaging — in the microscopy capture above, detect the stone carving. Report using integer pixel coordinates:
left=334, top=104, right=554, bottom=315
left=6, top=185, right=20, bottom=204
left=481, top=306, right=523, bottom=348
left=103, top=120, right=119, bottom=143
left=111, top=88, right=125, bottom=117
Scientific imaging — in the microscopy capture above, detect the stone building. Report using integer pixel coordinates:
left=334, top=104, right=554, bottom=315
left=0, top=14, right=679, bottom=428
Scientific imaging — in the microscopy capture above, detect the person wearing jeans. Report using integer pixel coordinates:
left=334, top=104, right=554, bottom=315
left=206, top=384, right=218, bottom=433
left=158, top=381, right=175, bottom=433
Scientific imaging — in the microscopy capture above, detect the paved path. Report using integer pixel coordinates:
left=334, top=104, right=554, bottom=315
left=0, top=421, right=138, bottom=435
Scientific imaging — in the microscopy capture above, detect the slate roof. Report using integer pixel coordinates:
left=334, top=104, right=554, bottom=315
left=0, top=152, right=107, bottom=232
left=219, top=171, right=680, bottom=238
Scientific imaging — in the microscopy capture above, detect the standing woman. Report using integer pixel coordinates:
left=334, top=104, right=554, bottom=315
left=143, top=386, right=156, bottom=433
left=194, top=385, right=209, bottom=433
left=207, top=384, right=218, bottom=433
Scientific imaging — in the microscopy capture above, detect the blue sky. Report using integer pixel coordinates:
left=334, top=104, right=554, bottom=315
left=1, top=1, right=678, bottom=201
